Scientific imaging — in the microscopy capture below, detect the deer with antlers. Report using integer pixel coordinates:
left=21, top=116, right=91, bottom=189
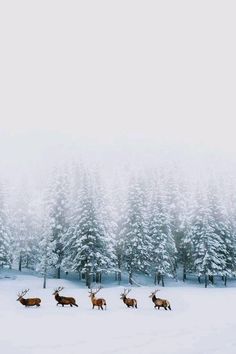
left=120, top=288, right=138, bottom=308
left=53, top=286, right=78, bottom=307
left=88, top=286, right=107, bottom=310
left=17, top=289, right=41, bottom=307
left=149, top=289, right=171, bottom=310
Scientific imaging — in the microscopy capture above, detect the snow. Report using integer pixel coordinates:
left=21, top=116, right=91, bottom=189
left=1, top=273, right=236, bottom=354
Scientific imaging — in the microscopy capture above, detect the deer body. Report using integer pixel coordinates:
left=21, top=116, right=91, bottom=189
left=149, top=290, right=171, bottom=310
left=53, top=287, right=78, bottom=307
left=120, top=289, right=137, bottom=308
left=89, top=287, right=106, bottom=310
left=17, top=289, right=41, bottom=307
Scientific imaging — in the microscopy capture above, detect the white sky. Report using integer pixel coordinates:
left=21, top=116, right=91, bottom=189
left=0, top=0, right=236, bottom=171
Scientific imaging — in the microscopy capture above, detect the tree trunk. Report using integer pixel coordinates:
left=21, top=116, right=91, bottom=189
left=224, top=275, right=227, bottom=287
left=157, top=272, right=161, bottom=285
left=183, top=265, right=186, bottom=282
left=57, top=267, right=61, bottom=279
left=118, top=271, right=121, bottom=285
left=154, top=273, right=157, bottom=285
left=117, top=259, right=122, bottom=284
left=198, top=276, right=201, bottom=284
left=161, top=274, right=165, bottom=287
left=43, top=271, right=47, bottom=289
left=26, top=254, right=29, bottom=269
left=209, top=275, right=214, bottom=284
left=19, top=253, right=22, bottom=272
left=96, top=272, right=101, bottom=283
left=86, top=270, right=91, bottom=288
left=129, top=272, right=133, bottom=285
left=204, top=274, right=208, bottom=288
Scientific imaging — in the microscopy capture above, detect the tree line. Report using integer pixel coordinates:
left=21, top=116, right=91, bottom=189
left=0, top=164, right=236, bottom=288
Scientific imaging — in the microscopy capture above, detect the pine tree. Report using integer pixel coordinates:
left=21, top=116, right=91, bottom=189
left=10, top=187, right=31, bottom=271
left=176, top=190, right=194, bottom=282
left=148, top=188, right=177, bottom=286
left=63, top=173, right=111, bottom=287
left=119, top=178, right=151, bottom=284
left=192, top=190, right=226, bottom=287
left=36, top=209, right=58, bottom=288
left=208, top=187, right=236, bottom=286
left=47, top=169, right=69, bottom=278
left=94, top=175, right=117, bottom=282
left=0, top=184, right=12, bottom=268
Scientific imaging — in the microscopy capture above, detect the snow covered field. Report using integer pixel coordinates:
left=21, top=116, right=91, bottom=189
left=1, top=273, right=236, bottom=354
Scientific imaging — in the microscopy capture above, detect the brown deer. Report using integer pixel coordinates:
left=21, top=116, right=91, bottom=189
left=149, top=289, right=171, bottom=310
left=120, top=288, right=137, bottom=308
left=53, top=286, right=78, bottom=307
left=17, top=289, right=41, bottom=307
left=88, top=286, right=107, bottom=310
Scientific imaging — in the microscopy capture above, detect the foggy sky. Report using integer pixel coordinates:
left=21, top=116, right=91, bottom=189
left=1, top=1, right=236, bottom=182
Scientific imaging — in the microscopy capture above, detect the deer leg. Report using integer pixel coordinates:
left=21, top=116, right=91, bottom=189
left=164, top=307, right=167, bottom=310
left=158, top=306, right=160, bottom=310
left=70, top=304, right=72, bottom=307
left=101, top=306, right=103, bottom=310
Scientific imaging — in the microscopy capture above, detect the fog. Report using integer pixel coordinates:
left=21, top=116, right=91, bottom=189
left=1, top=1, right=236, bottom=185
left=1, top=2, right=236, bottom=296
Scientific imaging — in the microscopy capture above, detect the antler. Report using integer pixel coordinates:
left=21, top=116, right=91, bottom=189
left=89, top=285, right=102, bottom=294
left=120, top=288, right=126, bottom=296
left=55, top=286, right=64, bottom=292
left=153, top=289, right=160, bottom=294
left=121, top=288, right=131, bottom=296
left=18, top=289, right=29, bottom=298
left=126, top=288, right=131, bottom=295
left=88, top=285, right=103, bottom=295
left=94, top=286, right=102, bottom=295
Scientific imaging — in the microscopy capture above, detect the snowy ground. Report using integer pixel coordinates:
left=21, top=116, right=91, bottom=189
left=1, top=272, right=236, bottom=354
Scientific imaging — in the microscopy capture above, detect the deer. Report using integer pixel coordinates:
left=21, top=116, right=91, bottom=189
left=53, top=286, right=78, bottom=307
left=149, top=289, right=171, bottom=310
left=17, top=289, right=41, bottom=307
left=120, top=288, right=138, bottom=308
left=88, top=286, right=107, bottom=310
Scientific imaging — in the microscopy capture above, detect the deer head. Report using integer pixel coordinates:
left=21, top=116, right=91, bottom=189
left=120, top=288, right=131, bottom=299
left=53, top=286, right=64, bottom=295
left=17, top=289, right=29, bottom=301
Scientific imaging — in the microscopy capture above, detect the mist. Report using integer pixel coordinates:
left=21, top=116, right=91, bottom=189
left=1, top=1, right=236, bottom=289
left=1, top=1, right=236, bottom=187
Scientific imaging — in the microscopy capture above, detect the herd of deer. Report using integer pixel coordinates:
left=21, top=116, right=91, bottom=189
left=16, top=287, right=171, bottom=311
